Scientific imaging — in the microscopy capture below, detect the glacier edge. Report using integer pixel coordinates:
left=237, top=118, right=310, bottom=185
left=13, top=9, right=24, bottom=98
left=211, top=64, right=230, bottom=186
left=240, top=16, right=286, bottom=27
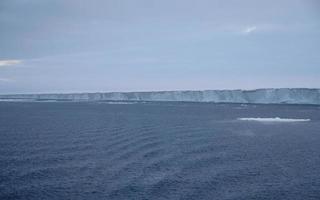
left=0, top=88, right=320, bottom=105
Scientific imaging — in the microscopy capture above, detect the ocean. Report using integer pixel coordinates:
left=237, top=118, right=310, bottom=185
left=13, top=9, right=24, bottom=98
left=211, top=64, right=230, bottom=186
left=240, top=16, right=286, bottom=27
left=1, top=101, right=320, bottom=200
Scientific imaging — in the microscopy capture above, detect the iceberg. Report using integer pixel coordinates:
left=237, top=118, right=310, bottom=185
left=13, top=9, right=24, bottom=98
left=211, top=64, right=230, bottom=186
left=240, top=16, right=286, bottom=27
left=0, top=88, right=319, bottom=105
left=238, top=117, right=311, bottom=122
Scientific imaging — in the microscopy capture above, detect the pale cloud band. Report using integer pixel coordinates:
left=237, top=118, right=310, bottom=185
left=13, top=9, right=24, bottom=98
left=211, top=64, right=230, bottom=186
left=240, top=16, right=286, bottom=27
left=0, top=78, right=14, bottom=82
left=242, top=26, right=257, bottom=34
left=0, top=59, right=22, bottom=66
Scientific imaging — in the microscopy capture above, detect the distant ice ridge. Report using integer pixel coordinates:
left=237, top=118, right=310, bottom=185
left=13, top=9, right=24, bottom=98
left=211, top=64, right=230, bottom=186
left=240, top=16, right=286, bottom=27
left=0, top=88, right=320, bottom=105
left=0, top=98, right=35, bottom=102
left=238, top=117, right=311, bottom=122
left=99, top=101, right=139, bottom=105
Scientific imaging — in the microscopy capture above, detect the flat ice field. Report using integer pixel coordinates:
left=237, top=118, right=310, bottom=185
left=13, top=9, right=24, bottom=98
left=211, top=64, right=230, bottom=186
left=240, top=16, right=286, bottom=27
left=0, top=101, right=320, bottom=200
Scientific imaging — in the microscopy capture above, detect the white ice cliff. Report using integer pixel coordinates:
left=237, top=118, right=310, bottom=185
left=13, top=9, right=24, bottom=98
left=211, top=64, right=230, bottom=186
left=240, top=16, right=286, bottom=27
left=0, top=88, right=320, bottom=105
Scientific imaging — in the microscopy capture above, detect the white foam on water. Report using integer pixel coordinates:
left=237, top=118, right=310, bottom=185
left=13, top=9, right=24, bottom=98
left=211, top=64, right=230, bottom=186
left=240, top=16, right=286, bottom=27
left=238, top=117, right=310, bottom=122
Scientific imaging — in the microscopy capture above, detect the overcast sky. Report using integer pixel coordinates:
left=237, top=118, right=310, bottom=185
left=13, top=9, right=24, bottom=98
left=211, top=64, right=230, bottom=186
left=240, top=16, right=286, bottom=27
left=0, top=0, right=319, bottom=94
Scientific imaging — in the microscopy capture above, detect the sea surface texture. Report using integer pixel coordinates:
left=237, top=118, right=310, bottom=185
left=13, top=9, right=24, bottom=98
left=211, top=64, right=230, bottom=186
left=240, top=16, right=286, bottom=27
left=0, top=102, right=320, bottom=200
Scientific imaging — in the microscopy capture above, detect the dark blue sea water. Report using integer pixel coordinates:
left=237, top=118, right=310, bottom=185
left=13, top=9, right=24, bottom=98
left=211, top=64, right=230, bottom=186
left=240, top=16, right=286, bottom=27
left=1, top=102, right=320, bottom=200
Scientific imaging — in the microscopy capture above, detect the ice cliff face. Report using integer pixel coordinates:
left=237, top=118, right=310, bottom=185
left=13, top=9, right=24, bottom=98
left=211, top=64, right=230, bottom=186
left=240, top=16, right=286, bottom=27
left=1, top=88, right=320, bottom=105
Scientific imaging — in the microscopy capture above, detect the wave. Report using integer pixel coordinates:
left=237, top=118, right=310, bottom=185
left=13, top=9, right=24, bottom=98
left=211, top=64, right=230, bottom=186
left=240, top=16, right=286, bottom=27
left=238, top=117, right=311, bottom=122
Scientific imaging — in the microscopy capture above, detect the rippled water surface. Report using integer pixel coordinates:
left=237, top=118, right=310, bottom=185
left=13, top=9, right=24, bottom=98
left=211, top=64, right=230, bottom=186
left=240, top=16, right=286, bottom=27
left=1, top=102, right=320, bottom=200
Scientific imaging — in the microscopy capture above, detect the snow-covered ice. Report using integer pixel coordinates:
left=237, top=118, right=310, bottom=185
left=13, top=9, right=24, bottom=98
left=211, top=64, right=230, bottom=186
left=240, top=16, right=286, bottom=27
left=238, top=117, right=310, bottom=122
left=0, top=88, right=320, bottom=105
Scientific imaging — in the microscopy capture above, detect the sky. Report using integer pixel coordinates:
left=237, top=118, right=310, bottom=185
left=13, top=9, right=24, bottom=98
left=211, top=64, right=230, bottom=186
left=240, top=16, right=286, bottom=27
left=0, top=0, right=319, bottom=94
